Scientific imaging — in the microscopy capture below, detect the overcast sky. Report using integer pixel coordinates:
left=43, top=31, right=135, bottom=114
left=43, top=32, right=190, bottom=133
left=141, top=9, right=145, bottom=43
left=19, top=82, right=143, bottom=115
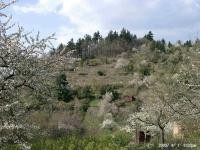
left=7, top=0, right=200, bottom=46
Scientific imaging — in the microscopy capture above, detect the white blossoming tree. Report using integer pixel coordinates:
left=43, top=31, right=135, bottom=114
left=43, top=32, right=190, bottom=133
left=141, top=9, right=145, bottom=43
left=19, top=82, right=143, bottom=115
left=128, top=78, right=177, bottom=144
left=169, top=59, right=200, bottom=116
left=98, top=92, right=113, bottom=117
left=0, top=1, right=60, bottom=149
left=128, top=48, right=200, bottom=144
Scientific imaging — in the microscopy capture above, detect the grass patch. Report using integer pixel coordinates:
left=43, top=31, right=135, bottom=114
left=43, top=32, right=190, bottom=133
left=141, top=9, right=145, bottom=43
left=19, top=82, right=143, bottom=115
left=89, top=99, right=99, bottom=107
left=29, top=132, right=132, bottom=150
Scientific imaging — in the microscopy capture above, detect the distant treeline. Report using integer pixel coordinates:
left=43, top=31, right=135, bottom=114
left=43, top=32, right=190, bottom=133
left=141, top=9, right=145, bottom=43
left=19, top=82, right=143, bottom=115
left=51, top=28, right=195, bottom=58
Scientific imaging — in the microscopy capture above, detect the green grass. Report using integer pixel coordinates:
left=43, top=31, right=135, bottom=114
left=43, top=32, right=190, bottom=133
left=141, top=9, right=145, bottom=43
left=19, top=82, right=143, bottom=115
left=89, top=99, right=99, bottom=107
left=29, top=133, right=132, bottom=150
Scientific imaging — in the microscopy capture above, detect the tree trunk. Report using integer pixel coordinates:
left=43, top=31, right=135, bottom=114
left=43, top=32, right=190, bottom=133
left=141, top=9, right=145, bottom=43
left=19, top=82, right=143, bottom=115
left=135, top=128, right=138, bottom=144
left=160, top=128, right=165, bottom=144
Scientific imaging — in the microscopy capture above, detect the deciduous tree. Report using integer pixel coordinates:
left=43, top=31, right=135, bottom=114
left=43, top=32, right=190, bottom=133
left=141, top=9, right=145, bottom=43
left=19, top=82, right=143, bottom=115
left=0, top=1, right=60, bottom=148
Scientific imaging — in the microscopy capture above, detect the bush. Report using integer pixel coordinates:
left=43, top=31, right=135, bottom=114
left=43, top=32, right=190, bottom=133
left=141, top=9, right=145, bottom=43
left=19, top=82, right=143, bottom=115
left=79, top=99, right=90, bottom=112
left=139, top=65, right=151, bottom=76
left=123, top=63, right=134, bottom=74
left=101, top=119, right=117, bottom=131
left=112, top=132, right=132, bottom=147
left=150, top=40, right=166, bottom=53
left=97, top=70, right=106, bottom=76
left=149, top=51, right=161, bottom=63
left=76, top=86, right=95, bottom=100
left=100, top=85, right=120, bottom=101
left=56, top=73, right=73, bottom=102
left=31, top=134, right=133, bottom=150
left=168, top=51, right=183, bottom=65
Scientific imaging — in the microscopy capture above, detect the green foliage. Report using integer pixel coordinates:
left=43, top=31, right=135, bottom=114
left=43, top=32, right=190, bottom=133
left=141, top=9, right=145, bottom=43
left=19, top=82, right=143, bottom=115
left=57, top=43, right=64, bottom=53
left=97, top=70, right=106, bottom=76
left=75, top=86, right=95, bottom=112
left=184, top=40, right=192, bottom=47
left=64, top=28, right=141, bottom=58
left=139, top=65, right=151, bottom=76
left=123, top=63, right=134, bottom=74
left=30, top=133, right=132, bottom=150
left=48, top=128, right=73, bottom=139
left=93, top=31, right=102, bottom=43
left=6, top=145, right=21, bottom=150
left=157, top=39, right=166, bottom=53
left=56, top=73, right=73, bottom=102
left=149, top=51, right=161, bottom=63
left=100, top=84, right=120, bottom=101
left=79, top=99, right=90, bottom=112
left=168, top=51, right=183, bottom=65
left=144, top=31, right=154, bottom=41
left=126, top=144, right=161, bottom=150
left=67, top=38, right=76, bottom=50
left=168, top=42, right=173, bottom=48
left=31, top=133, right=189, bottom=150
left=119, top=28, right=135, bottom=43
left=76, top=38, right=84, bottom=57
left=150, top=41, right=156, bottom=51
left=111, top=132, right=132, bottom=147
left=132, top=99, right=142, bottom=112
left=106, top=30, right=119, bottom=42
left=76, top=86, right=94, bottom=100
left=89, top=99, right=99, bottom=107
left=150, top=39, right=166, bottom=53
left=84, top=34, right=92, bottom=43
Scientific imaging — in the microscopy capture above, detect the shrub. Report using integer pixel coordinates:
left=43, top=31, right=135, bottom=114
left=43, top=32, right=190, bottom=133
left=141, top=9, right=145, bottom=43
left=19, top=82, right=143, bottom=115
left=101, top=119, right=117, bottom=131
left=76, top=86, right=95, bottom=100
left=75, top=86, right=95, bottom=112
left=79, top=99, right=90, bottom=112
left=112, top=132, right=132, bottom=147
left=149, top=51, right=161, bottom=63
left=31, top=134, right=133, bottom=150
left=56, top=73, right=73, bottom=102
left=52, top=101, right=75, bottom=111
left=123, top=63, right=134, bottom=74
left=139, top=65, right=151, bottom=76
left=89, top=100, right=99, bottom=107
left=168, top=51, right=183, bottom=65
left=100, top=85, right=120, bottom=101
left=150, top=40, right=166, bottom=53
left=97, top=70, right=106, bottom=76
